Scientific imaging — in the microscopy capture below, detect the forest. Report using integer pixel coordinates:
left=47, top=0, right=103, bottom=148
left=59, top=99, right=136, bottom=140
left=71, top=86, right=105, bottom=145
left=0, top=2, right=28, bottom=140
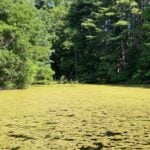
left=0, top=0, right=150, bottom=89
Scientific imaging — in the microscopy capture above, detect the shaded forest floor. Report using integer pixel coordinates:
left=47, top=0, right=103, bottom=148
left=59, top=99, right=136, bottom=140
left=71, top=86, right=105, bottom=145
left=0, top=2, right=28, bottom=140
left=0, top=84, right=150, bottom=150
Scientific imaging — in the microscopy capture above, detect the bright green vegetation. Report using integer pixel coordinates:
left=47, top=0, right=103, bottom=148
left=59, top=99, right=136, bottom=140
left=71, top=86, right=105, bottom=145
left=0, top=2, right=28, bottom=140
left=0, top=0, right=54, bottom=89
left=0, top=0, right=150, bottom=89
left=0, top=84, right=150, bottom=149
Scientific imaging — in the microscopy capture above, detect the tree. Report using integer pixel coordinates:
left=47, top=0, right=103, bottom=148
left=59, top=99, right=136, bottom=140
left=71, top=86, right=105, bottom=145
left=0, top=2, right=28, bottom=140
left=133, top=4, right=150, bottom=83
left=0, top=0, right=54, bottom=88
left=51, top=0, right=143, bottom=83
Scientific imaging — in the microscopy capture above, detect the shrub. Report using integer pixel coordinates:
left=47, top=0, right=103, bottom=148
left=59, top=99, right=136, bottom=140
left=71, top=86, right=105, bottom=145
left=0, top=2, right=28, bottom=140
left=35, top=65, right=54, bottom=84
left=0, top=50, right=21, bottom=89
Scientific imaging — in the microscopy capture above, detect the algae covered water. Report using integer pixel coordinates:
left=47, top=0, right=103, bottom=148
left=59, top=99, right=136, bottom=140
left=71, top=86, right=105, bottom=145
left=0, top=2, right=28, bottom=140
left=0, top=84, right=150, bottom=149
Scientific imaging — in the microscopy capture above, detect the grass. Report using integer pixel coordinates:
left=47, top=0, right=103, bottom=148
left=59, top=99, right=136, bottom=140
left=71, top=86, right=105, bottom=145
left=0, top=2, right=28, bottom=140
left=0, top=84, right=150, bottom=150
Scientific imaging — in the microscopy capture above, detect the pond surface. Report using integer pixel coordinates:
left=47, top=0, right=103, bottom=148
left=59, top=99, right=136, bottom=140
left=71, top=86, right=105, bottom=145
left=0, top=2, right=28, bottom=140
left=0, top=84, right=150, bottom=150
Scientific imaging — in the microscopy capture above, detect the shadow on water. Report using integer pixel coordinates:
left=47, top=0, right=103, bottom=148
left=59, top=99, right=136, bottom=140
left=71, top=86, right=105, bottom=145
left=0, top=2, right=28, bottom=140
left=107, top=84, right=150, bottom=89
left=83, top=83, right=150, bottom=89
left=0, top=83, right=150, bottom=92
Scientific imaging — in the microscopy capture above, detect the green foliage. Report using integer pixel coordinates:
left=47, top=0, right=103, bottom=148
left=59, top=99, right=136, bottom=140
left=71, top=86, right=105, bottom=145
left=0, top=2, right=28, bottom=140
left=115, top=20, right=129, bottom=26
left=0, top=0, right=149, bottom=87
left=35, top=64, right=54, bottom=84
left=0, top=0, right=54, bottom=89
left=0, top=50, right=21, bottom=88
left=132, top=7, right=150, bottom=84
left=133, top=47, right=150, bottom=84
left=50, top=0, right=148, bottom=84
